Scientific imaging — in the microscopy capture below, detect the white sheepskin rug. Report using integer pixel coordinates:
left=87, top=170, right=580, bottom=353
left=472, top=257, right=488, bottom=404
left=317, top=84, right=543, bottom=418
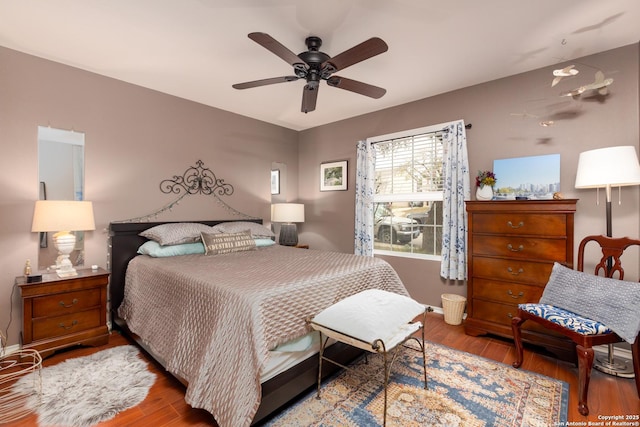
left=12, top=345, right=156, bottom=427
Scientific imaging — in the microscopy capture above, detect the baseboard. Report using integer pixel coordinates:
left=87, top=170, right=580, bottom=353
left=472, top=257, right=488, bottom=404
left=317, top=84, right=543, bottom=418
left=594, top=344, right=633, bottom=361
left=429, top=305, right=468, bottom=319
left=1, top=343, right=21, bottom=356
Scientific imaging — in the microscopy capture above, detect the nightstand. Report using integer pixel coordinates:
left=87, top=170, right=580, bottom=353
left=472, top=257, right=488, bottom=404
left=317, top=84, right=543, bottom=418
left=17, top=267, right=110, bottom=358
left=295, top=244, right=309, bottom=249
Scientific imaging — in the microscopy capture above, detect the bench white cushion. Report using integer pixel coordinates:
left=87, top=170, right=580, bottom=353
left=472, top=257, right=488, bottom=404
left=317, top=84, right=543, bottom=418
left=310, top=289, right=424, bottom=351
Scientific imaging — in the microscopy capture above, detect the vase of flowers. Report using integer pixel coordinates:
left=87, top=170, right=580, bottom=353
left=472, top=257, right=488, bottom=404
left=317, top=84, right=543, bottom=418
left=475, top=170, right=496, bottom=201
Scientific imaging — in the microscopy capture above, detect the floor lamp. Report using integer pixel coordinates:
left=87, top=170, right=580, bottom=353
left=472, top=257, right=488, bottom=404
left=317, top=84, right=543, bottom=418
left=575, top=145, right=640, bottom=378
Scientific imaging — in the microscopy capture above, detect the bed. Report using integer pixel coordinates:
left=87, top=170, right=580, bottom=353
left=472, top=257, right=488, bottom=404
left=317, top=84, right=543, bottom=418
left=109, top=219, right=410, bottom=427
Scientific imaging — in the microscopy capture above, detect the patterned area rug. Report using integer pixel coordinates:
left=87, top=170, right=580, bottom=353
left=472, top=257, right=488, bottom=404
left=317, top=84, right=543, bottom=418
left=12, top=345, right=155, bottom=427
left=263, top=340, right=568, bottom=427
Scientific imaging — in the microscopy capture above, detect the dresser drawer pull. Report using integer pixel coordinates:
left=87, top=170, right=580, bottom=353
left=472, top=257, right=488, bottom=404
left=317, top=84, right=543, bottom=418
left=59, top=320, right=78, bottom=330
left=507, top=267, right=524, bottom=276
left=507, top=312, right=513, bottom=319
left=507, top=244, right=524, bottom=252
left=507, top=290, right=525, bottom=299
left=59, top=298, right=79, bottom=308
left=507, top=220, right=525, bottom=229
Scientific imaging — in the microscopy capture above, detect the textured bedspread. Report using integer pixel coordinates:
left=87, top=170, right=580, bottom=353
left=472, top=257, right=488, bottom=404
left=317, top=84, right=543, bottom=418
left=117, top=245, right=408, bottom=427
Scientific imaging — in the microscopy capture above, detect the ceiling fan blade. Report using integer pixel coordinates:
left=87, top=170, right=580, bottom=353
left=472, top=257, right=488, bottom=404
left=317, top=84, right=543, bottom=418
left=326, top=76, right=386, bottom=99
left=323, top=37, right=388, bottom=72
left=232, top=76, right=299, bottom=90
left=248, top=32, right=305, bottom=67
left=301, top=84, right=319, bottom=113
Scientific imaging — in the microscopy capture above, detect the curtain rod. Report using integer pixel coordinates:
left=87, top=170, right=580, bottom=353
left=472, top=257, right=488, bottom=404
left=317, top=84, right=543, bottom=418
left=371, top=122, right=472, bottom=144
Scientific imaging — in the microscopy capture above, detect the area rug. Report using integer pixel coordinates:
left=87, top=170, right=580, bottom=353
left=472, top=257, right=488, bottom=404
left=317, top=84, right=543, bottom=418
left=12, top=345, right=156, bottom=427
left=263, top=340, right=568, bottom=427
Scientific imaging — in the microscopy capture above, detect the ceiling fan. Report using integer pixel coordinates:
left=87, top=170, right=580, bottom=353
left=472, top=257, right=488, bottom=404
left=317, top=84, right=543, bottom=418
left=232, top=33, right=388, bottom=113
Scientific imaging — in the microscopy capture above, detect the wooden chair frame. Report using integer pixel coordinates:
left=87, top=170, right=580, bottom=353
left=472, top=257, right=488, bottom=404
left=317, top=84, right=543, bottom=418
left=511, top=235, right=640, bottom=416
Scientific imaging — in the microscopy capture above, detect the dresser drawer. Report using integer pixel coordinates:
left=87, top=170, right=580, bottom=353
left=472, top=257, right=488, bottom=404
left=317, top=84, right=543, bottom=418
left=472, top=213, right=567, bottom=236
left=471, top=300, right=553, bottom=335
left=472, top=257, right=553, bottom=285
left=473, top=235, right=566, bottom=261
left=32, top=309, right=102, bottom=341
left=472, top=279, right=543, bottom=305
left=32, top=288, right=101, bottom=318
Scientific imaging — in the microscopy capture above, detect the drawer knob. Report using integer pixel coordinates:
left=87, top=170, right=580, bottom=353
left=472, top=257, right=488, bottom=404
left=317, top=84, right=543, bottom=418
left=507, top=312, right=513, bottom=319
left=59, top=320, right=78, bottom=330
left=507, top=289, right=525, bottom=299
left=507, top=267, right=524, bottom=276
left=59, top=298, right=79, bottom=308
left=507, top=220, right=524, bottom=229
left=507, top=244, right=524, bottom=252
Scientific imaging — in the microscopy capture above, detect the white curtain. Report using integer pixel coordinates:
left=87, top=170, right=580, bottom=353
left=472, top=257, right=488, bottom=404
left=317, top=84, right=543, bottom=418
left=354, top=140, right=376, bottom=256
left=440, top=121, right=470, bottom=280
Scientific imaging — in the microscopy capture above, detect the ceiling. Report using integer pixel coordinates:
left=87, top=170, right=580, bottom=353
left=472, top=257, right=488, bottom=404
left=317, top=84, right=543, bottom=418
left=1, top=0, right=639, bottom=131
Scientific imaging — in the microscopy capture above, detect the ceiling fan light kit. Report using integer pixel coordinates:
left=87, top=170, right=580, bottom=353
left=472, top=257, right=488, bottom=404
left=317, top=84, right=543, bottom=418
left=233, top=32, right=388, bottom=113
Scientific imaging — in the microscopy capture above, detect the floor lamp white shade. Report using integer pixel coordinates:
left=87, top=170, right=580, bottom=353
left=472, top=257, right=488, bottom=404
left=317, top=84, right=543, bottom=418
left=271, top=203, right=305, bottom=246
left=574, top=146, right=640, bottom=378
left=31, top=200, right=96, bottom=276
left=575, top=145, right=640, bottom=200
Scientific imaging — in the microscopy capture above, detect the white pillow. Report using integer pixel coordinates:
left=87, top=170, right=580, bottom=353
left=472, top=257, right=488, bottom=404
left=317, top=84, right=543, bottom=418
left=311, top=289, right=424, bottom=346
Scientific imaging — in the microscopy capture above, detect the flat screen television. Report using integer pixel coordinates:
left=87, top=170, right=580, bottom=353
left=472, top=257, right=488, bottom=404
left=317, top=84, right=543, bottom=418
left=492, top=153, right=560, bottom=200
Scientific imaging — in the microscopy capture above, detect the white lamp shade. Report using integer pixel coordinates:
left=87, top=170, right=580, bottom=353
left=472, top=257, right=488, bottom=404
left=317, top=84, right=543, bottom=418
left=271, top=203, right=305, bottom=223
left=32, top=200, right=96, bottom=232
left=575, top=146, right=640, bottom=188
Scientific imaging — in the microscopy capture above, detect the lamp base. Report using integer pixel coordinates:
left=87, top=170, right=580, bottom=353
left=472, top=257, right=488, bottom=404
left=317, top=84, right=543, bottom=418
left=279, top=223, right=299, bottom=246
left=594, top=344, right=635, bottom=378
left=53, top=231, right=78, bottom=277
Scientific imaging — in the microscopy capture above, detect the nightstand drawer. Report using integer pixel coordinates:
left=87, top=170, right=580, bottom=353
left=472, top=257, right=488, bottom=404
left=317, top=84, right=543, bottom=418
left=32, top=309, right=102, bottom=341
left=32, top=289, right=101, bottom=318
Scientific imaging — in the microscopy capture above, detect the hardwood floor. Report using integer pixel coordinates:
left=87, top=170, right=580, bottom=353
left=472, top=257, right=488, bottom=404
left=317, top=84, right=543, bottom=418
left=5, top=312, right=639, bottom=426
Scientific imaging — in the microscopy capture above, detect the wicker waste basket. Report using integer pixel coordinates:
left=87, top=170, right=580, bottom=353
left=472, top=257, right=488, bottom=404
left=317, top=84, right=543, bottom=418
left=441, top=294, right=467, bottom=325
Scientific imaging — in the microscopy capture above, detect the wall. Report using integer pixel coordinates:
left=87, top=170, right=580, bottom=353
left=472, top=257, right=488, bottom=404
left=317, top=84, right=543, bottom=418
left=1, top=43, right=638, bottom=347
left=298, top=43, right=640, bottom=307
left=0, top=46, right=299, bottom=347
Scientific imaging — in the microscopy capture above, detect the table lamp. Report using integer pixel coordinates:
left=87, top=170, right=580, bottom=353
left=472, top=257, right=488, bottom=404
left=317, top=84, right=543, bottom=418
left=271, top=203, right=305, bottom=246
left=31, top=200, right=96, bottom=277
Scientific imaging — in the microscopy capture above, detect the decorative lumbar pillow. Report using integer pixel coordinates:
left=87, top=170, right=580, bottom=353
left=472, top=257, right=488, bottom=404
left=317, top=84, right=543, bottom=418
left=139, top=223, right=215, bottom=246
left=210, top=221, right=275, bottom=238
left=540, top=262, right=640, bottom=343
left=137, top=240, right=205, bottom=257
left=201, top=230, right=257, bottom=255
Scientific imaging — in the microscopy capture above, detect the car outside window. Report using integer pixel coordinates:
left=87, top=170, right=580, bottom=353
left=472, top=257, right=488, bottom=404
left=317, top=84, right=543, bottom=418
left=371, top=125, right=444, bottom=259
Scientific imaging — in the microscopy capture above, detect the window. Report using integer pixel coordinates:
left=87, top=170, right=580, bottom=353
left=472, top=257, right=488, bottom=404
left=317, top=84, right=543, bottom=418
left=370, top=124, right=444, bottom=259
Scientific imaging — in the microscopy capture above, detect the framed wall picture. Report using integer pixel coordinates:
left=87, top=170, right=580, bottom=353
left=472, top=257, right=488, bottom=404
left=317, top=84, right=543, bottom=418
left=271, top=169, right=280, bottom=195
left=320, top=160, right=347, bottom=191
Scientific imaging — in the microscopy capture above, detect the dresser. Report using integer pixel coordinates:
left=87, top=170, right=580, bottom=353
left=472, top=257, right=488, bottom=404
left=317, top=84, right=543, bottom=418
left=465, top=200, right=577, bottom=360
left=18, top=267, right=110, bottom=358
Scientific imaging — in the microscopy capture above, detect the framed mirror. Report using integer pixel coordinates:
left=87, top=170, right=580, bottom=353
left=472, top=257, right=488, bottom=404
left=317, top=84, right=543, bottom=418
left=37, top=126, right=86, bottom=269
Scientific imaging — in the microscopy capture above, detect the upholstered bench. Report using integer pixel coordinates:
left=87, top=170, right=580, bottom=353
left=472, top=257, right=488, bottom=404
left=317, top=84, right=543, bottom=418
left=308, top=289, right=428, bottom=426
